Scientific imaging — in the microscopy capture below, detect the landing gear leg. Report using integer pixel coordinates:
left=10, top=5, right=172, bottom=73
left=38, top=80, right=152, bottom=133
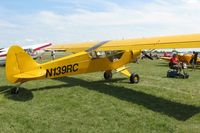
left=11, top=83, right=23, bottom=94
left=130, top=73, right=140, bottom=84
left=104, top=71, right=112, bottom=80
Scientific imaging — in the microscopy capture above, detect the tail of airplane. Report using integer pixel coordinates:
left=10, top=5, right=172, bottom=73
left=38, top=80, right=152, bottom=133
left=6, top=45, right=46, bottom=83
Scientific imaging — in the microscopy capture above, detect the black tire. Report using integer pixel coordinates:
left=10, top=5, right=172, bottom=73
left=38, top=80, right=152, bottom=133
left=184, top=74, right=189, bottom=79
left=11, top=87, right=19, bottom=94
left=167, top=71, right=170, bottom=77
left=104, top=71, right=112, bottom=80
left=179, top=74, right=185, bottom=79
left=130, top=73, right=140, bottom=84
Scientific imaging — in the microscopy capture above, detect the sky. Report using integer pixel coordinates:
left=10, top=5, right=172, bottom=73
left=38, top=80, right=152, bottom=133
left=1, top=0, right=200, bottom=48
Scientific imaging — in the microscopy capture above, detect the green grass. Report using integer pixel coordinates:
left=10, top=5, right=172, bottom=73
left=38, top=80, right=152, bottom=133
left=0, top=54, right=200, bottom=133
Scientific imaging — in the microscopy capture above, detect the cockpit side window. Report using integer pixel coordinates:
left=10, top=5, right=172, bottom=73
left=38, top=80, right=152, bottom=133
left=106, top=51, right=124, bottom=62
left=89, top=50, right=124, bottom=62
left=89, top=51, right=98, bottom=59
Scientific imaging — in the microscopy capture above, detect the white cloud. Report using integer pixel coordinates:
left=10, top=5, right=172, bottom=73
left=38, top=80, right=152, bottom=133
left=1, top=0, right=200, bottom=47
left=0, top=20, right=16, bottom=29
left=181, top=0, right=200, bottom=4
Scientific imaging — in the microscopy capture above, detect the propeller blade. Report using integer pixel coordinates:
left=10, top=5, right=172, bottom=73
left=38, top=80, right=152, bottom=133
left=142, top=51, right=153, bottom=60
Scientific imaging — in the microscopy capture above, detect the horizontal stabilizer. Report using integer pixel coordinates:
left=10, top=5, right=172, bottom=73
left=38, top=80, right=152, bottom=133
left=14, top=69, right=46, bottom=79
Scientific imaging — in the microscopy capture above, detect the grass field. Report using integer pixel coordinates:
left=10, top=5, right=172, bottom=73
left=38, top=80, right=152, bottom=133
left=0, top=53, right=200, bottom=133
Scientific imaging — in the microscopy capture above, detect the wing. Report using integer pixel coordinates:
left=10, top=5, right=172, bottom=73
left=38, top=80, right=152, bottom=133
left=47, top=34, right=200, bottom=53
left=94, top=34, right=200, bottom=51
left=46, top=42, right=97, bottom=53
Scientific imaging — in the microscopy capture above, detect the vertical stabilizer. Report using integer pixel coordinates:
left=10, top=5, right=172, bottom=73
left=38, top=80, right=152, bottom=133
left=6, top=45, right=39, bottom=83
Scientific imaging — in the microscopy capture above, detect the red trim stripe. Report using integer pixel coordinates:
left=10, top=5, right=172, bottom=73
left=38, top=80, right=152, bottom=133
left=33, top=43, right=52, bottom=51
left=0, top=54, right=6, bottom=57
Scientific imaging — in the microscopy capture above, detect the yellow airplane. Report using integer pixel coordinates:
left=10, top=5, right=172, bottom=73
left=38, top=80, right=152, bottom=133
left=6, top=34, right=200, bottom=94
left=160, top=53, right=200, bottom=64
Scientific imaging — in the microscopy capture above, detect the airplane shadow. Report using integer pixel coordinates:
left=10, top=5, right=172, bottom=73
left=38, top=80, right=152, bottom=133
left=29, top=78, right=127, bottom=92
left=53, top=77, right=200, bottom=121
left=0, top=86, right=33, bottom=102
left=0, top=78, right=126, bottom=102
left=1, top=77, right=199, bottom=121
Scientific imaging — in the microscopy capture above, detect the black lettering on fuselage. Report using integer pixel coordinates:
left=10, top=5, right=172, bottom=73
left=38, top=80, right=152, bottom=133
left=46, top=69, right=53, bottom=77
left=73, top=63, right=78, bottom=72
left=62, top=66, right=67, bottom=74
left=67, top=65, right=72, bottom=73
left=57, top=67, right=61, bottom=75
left=46, top=63, right=79, bottom=78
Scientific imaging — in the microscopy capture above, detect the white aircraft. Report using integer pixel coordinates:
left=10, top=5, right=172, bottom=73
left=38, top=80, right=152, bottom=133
left=0, top=42, right=52, bottom=66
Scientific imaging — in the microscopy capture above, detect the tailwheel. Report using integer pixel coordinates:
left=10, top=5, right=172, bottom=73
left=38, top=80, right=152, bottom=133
left=11, top=87, right=19, bottom=94
left=104, top=71, right=112, bottom=80
left=130, top=73, right=140, bottom=84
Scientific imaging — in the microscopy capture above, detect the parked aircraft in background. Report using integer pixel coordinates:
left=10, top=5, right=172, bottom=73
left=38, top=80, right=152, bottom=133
left=160, top=53, right=200, bottom=64
left=163, top=52, right=173, bottom=57
left=0, top=42, right=52, bottom=66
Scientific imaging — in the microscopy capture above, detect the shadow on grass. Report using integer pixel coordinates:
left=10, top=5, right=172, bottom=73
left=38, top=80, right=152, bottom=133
left=0, top=86, right=33, bottom=102
left=30, top=84, right=74, bottom=92
left=1, top=77, right=199, bottom=121
left=52, top=77, right=199, bottom=121
left=29, top=78, right=126, bottom=92
left=0, top=78, right=125, bottom=101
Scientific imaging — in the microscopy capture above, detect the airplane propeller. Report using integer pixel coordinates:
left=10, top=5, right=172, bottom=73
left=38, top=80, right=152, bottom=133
left=142, top=51, right=153, bottom=60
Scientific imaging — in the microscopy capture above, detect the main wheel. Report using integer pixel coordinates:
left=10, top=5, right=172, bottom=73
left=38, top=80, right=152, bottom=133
left=130, top=73, right=140, bottom=84
left=104, top=71, right=112, bottom=80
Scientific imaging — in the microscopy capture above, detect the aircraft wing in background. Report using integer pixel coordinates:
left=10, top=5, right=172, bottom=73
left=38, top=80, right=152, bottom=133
left=0, top=42, right=52, bottom=66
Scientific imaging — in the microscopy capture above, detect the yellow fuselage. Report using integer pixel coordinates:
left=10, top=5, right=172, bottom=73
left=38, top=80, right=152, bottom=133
left=40, top=50, right=141, bottom=80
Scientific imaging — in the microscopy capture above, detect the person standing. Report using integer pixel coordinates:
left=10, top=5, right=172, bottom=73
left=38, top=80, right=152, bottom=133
left=191, top=51, right=198, bottom=71
left=51, top=50, right=55, bottom=60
